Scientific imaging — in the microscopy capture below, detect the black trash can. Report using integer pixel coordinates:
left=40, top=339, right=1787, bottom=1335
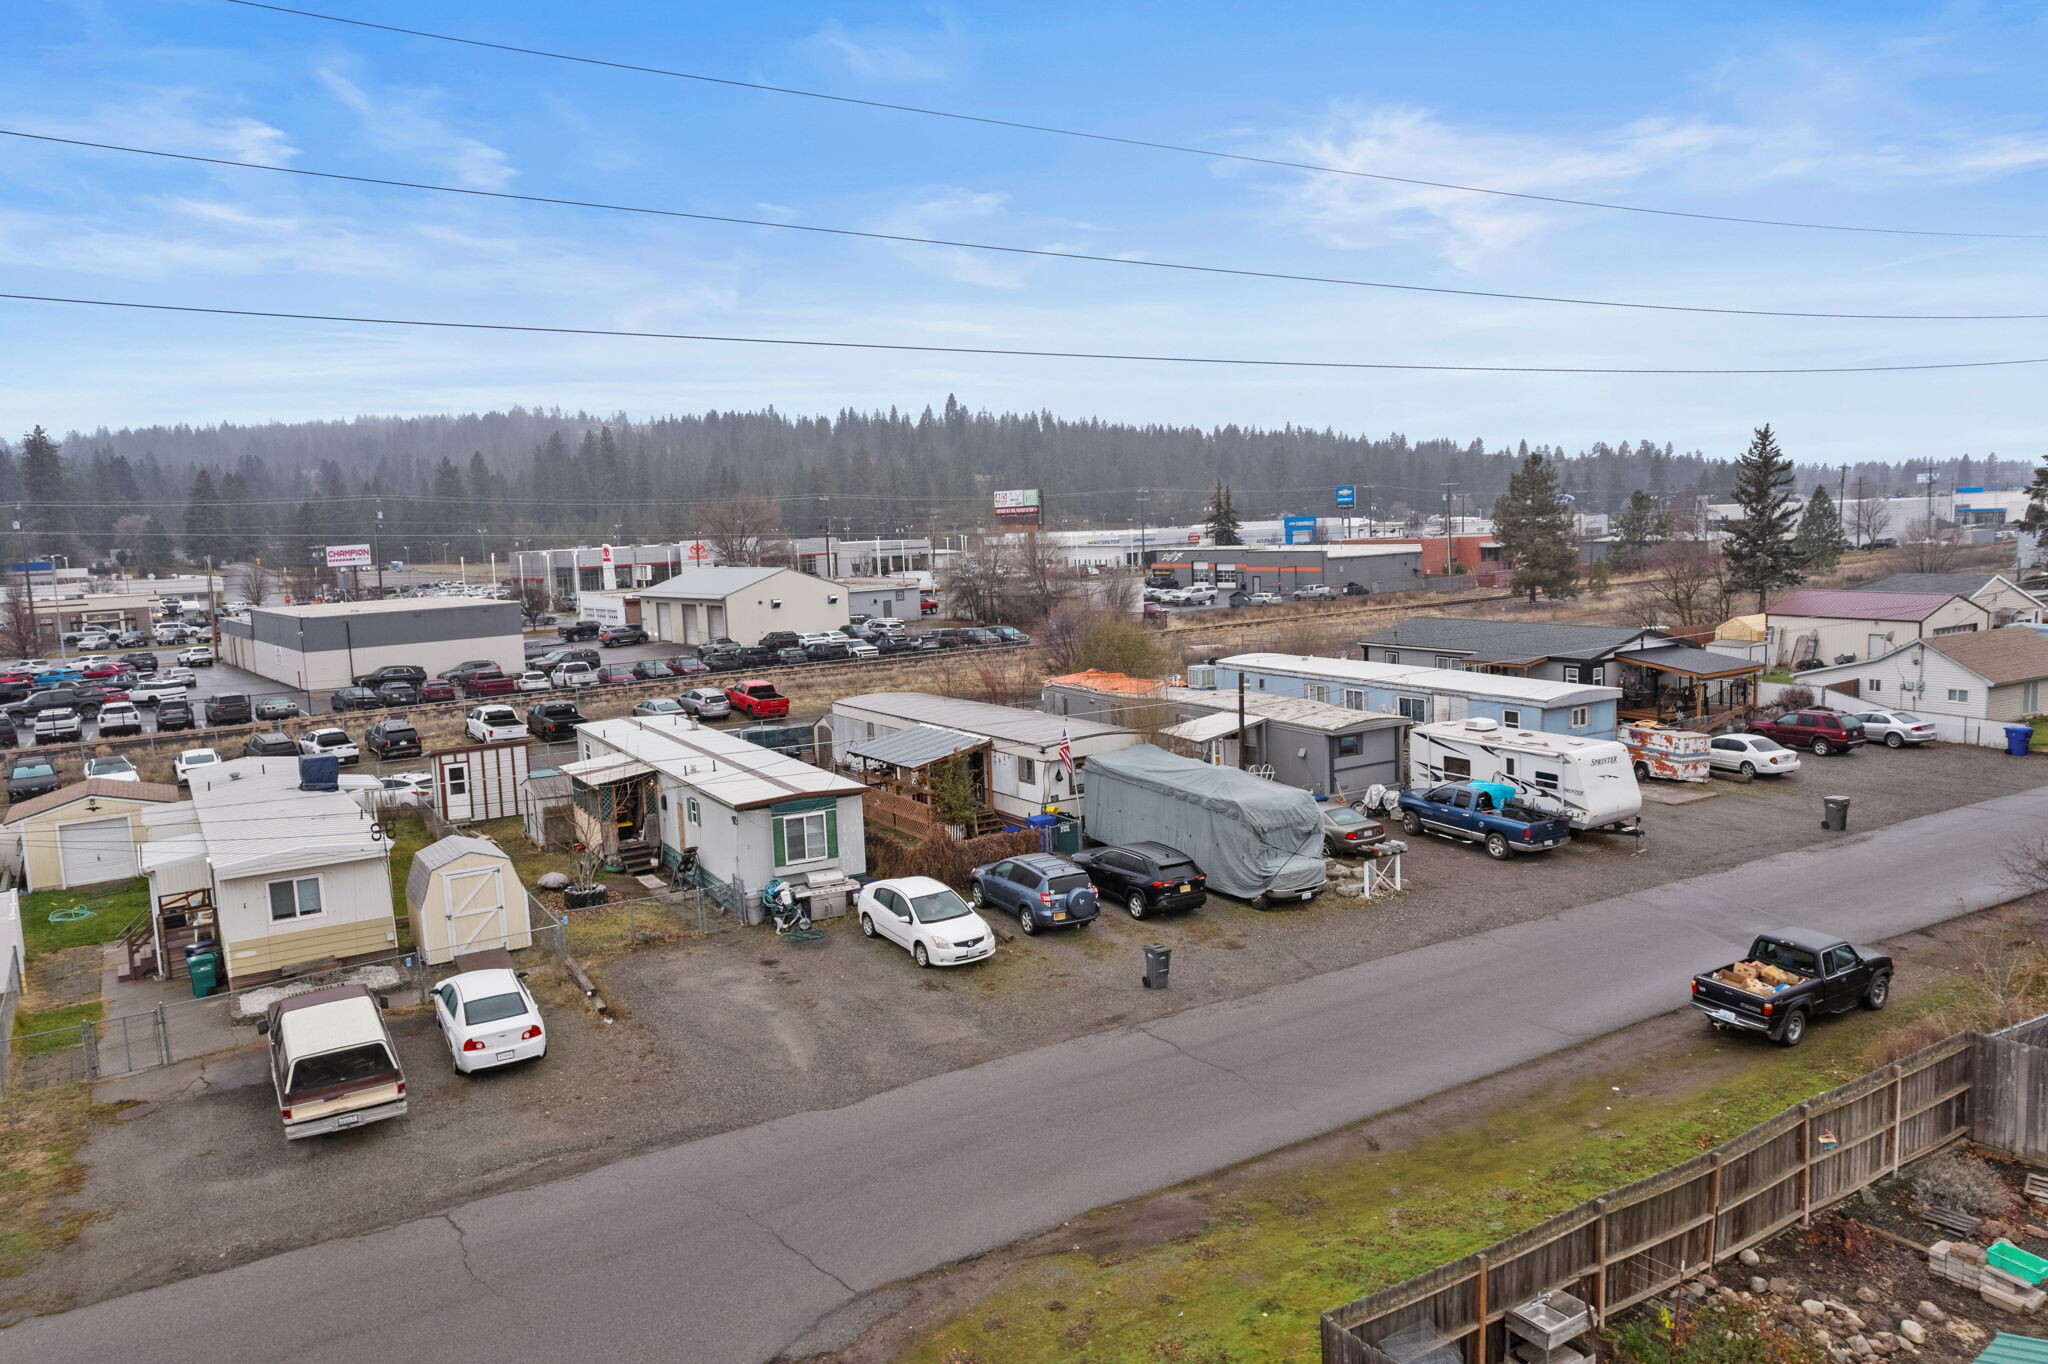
left=1142, top=943, right=1171, bottom=990
left=1822, top=795, right=1850, bottom=831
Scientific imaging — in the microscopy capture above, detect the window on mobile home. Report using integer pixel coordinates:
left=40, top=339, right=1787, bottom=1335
left=1396, top=695, right=1426, bottom=721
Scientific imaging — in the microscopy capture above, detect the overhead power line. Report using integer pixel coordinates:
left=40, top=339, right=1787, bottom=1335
left=7, top=292, right=2046, bottom=375
left=224, top=0, right=2048, bottom=242
left=9, top=128, right=2041, bottom=322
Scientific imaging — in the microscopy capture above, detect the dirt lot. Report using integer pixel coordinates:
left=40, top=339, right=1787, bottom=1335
left=5, top=742, right=2042, bottom=1325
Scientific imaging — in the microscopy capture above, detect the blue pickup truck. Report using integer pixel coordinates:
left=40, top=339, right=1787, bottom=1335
left=1396, top=781, right=1573, bottom=860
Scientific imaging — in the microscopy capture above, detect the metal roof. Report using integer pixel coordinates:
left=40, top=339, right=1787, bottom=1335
left=1163, top=711, right=1262, bottom=743
left=1768, top=588, right=1971, bottom=622
left=1615, top=644, right=1764, bottom=679
left=576, top=715, right=864, bottom=810
left=1163, top=685, right=1411, bottom=733
left=176, top=757, right=388, bottom=880
left=1, top=778, right=183, bottom=825
left=844, top=724, right=987, bottom=770
left=631, top=566, right=787, bottom=600
left=1975, top=1335, right=2048, bottom=1364
left=1222, top=654, right=1621, bottom=706
left=405, top=834, right=508, bottom=907
left=1358, top=616, right=1656, bottom=662
left=1858, top=571, right=2012, bottom=598
left=253, top=597, right=505, bottom=619
left=560, top=754, right=654, bottom=785
left=833, top=693, right=1132, bottom=750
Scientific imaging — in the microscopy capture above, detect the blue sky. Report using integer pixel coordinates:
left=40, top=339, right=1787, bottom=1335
left=3, top=0, right=2046, bottom=467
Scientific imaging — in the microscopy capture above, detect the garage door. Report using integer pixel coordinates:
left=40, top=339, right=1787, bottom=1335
left=57, top=816, right=138, bottom=887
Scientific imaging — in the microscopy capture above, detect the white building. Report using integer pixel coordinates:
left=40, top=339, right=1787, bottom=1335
left=1764, top=588, right=1992, bottom=668
left=217, top=597, right=524, bottom=693
left=1794, top=627, right=2048, bottom=748
left=839, top=576, right=924, bottom=620
left=633, top=566, right=850, bottom=647
left=830, top=692, right=1139, bottom=820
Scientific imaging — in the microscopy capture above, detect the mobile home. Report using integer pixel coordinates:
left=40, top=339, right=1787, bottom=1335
left=1406, top=717, right=1641, bottom=831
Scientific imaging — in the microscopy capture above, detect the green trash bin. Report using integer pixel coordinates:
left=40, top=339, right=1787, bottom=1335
left=187, top=951, right=221, bottom=999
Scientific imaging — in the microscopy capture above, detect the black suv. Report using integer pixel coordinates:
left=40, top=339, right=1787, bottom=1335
left=527, top=701, right=586, bottom=740
left=330, top=686, right=384, bottom=712
left=758, top=631, right=801, bottom=652
left=206, top=692, right=253, bottom=726
left=557, top=620, right=602, bottom=641
left=804, top=640, right=852, bottom=662
left=155, top=698, right=195, bottom=731
left=375, top=680, right=420, bottom=706
left=599, top=624, right=648, bottom=648
left=1070, top=842, right=1208, bottom=919
left=352, top=664, right=427, bottom=689
left=365, top=718, right=423, bottom=759
left=244, top=731, right=299, bottom=758
left=120, top=651, right=159, bottom=673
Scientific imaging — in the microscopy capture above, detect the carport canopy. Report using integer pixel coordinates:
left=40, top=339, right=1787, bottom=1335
left=1616, top=643, right=1764, bottom=679
left=843, top=724, right=986, bottom=770
left=1162, top=711, right=1266, bottom=743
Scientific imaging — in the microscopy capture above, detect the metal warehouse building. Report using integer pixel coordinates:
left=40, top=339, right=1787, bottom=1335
left=218, top=597, right=525, bottom=692
left=1147, top=543, right=1424, bottom=595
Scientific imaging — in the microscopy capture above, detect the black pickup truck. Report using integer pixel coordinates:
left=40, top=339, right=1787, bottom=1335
left=1690, top=928, right=1892, bottom=1047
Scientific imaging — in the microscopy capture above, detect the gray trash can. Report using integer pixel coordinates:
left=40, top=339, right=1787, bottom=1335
left=1822, top=795, right=1850, bottom=831
left=1142, top=943, right=1171, bottom=990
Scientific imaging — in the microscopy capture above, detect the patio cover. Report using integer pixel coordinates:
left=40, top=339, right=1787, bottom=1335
left=1162, top=711, right=1266, bottom=743
left=843, top=724, right=986, bottom=770
left=560, top=755, right=653, bottom=785
left=1617, top=644, right=1764, bottom=679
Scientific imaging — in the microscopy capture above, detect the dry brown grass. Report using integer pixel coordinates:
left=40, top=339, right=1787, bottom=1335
left=1864, top=913, right=2048, bottom=1067
left=0, top=1084, right=107, bottom=1280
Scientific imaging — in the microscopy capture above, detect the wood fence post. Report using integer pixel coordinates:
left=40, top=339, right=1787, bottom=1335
left=1889, top=1064, right=1904, bottom=1177
left=1592, top=1198, right=1609, bottom=1324
left=1705, top=1154, right=1724, bottom=1267
left=1797, top=1102, right=1813, bottom=1226
left=1471, top=1254, right=1489, bottom=1364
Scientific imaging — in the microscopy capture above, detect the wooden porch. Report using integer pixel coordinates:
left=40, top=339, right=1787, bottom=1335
left=118, top=888, right=217, bottom=983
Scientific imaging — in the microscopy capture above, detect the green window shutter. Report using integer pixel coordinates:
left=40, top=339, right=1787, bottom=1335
left=824, top=808, right=839, bottom=859
left=772, top=816, right=787, bottom=867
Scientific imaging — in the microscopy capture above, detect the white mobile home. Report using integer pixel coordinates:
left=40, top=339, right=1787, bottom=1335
left=831, top=693, right=1140, bottom=821
left=1208, top=654, right=1622, bottom=738
left=1406, top=717, right=1641, bottom=831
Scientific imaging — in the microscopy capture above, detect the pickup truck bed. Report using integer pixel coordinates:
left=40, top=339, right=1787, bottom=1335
left=1396, top=781, right=1572, bottom=859
left=1691, top=928, right=1892, bottom=1046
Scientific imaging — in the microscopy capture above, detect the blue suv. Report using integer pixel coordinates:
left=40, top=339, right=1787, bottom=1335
left=968, top=852, right=1100, bottom=936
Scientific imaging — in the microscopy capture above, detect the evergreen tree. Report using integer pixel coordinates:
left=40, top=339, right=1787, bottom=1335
left=1586, top=559, right=1611, bottom=596
left=1723, top=424, right=1805, bottom=611
left=1792, top=486, right=1847, bottom=571
left=218, top=469, right=259, bottom=562
left=1492, top=452, right=1579, bottom=602
left=1203, top=479, right=1242, bottom=546
left=18, top=425, right=70, bottom=540
left=1612, top=489, right=1672, bottom=569
left=182, top=468, right=231, bottom=566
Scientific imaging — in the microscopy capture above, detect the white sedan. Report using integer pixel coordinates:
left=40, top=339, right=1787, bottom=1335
left=172, top=747, right=221, bottom=785
left=431, top=968, right=546, bottom=1074
left=377, top=772, right=434, bottom=804
left=856, top=875, right=997, bottom=968
left=1848, top=709, right=1938, bottom=748
left=1247, top=592, right=1284, bottom=605
left=1706, top=733, right=1802, bottom=777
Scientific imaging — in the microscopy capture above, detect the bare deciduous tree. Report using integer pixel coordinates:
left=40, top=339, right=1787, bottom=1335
left=941, top=539, right=1077, bottom=625
left=1, top=575, right=48, bottom=658
left=1625, top=540, right=1736, bottom=628
left=516, top=578, right=554, bottom=625
left=1845, top=496, right=1892, bottom=549
left=697, top=497, right=789, bottom=566
left=1890, top=518, right=1967, bottom=573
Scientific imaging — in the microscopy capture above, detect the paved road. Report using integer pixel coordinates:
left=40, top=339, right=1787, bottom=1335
left=17, top=782, right=2047, bottom=1363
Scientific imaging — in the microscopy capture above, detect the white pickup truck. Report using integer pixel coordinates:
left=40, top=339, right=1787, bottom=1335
left=258, top=984, right=409, bottom=1140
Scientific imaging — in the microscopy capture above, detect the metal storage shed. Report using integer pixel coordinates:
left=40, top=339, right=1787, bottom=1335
left=405, top=835, right=531, bottom=966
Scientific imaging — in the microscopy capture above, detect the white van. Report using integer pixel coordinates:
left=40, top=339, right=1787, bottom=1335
left=1405, top=717, right=1641, bottom=832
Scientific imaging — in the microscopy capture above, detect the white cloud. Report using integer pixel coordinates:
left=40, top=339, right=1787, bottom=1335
left=316, top=68, right=515, bottom=190
left=864, top=190, right=1037, bottom=289
left=13, top=91, right=297, bottom=164
left=802, top=16, right=964, bottom=83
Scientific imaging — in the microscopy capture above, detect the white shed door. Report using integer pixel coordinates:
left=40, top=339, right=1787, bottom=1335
left=58, top=816, right=137, bottom=887
left=444, top=866, right=509, bottom=955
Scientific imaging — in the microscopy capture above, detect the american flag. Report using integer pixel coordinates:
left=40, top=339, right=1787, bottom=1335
left=1058, top=726, right=1074, bottom=781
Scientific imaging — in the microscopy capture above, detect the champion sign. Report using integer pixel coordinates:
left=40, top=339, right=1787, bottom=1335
left=324, top=543, right=373, bottom=569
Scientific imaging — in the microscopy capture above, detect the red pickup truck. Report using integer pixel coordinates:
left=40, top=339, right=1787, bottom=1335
left=1748, top=708, right=1867, bottom=756
left=725, top=680, right=789, bottom=719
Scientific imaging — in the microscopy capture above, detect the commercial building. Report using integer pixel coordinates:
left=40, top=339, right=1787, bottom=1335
left=20, top=591, right=157, bottom=641
left=1146, top=543, right=1424, bottom=595
left=217, top=597, right=525, bottom=693
left=511, top=543, right=713, bottom=599
left=1205, top=653, right=1623, bottom=738
left=1763, top=589, right=1992, bottom=669
left=831, top=692, right=1139, bottom=820
left=840, top=577, right=924, bottom=620
left=790, top=537, right=935, bottom=581
left=633, top=566, right=850, bottom=646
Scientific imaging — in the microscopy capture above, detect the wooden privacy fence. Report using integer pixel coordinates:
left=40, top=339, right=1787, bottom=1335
left=1971, top=1017, right=2048, bottom=1166
left=1321, top=1032, right=1979, bottom=1364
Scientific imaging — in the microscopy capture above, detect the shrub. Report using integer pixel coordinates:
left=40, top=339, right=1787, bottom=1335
left=864, top=826, right=1040, bottom=890
left=1910, top=1150, right=2012, bottom=1217
left=1605, top=1297, right=1825, bottom=1364
left=1774, top=684, right=1817, bottom=712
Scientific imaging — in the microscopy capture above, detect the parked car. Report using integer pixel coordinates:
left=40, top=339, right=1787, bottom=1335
left=173, top=747, right=221, bottom=785
left=432, top=967, right=546, bottom=1074
left=374, top=681, right=420, bottom=707
left=0, top=712, right=16, bottom=747
left=95, top=700, right=144, bottom=736
left=968, top=852, right=1101, bottom=936
left=259, top=984, right=409, bottom=1139
left=364, top=719, right=423, bottom=760
left=1397, top=782, right=1571, bottom=859
left=244, top=731, right=299, bottom=758
left=256, top=697, right=301, bottom=720
left=154, top=698, right=195, bottom=731
left=867, top=617, right=906, bottom=635
left=1748, top=709, right=1867, bottom=756
left=1247, top=591, right=1284, bottom=606
left=700, top=650, right=747, bottom=674
left=987, top=626, right=1032, bottom=646
left=596, top=664, right=639, bottom=686
left=1706, top=733, right=1802, bottom=777
left=465, top=704, right=528, bottom=743
left=1691, top=927, right=1892, bottom=1047
left=843, top=640, right=880, bottom=661
left=665, top=654, right=710, bottom=679
left=598, top=624, right=648, bottom=648
left=298, top=727, right=361, bottom=765
left=458, top=670, right=518, bottom=698
left=725, top=680, right=789, bottom=719
left=804, top=640, right=852, bottom=662
left=855, top=875, right=996, bottom=968
left=920, top=595, right=939, bottom=615
left=33, top=709, right=82, bottom=745
left=555, top=620, right=601, bottom=641
left=536, top=647, right=600, bottom=672
left=550, top=661, right=599, bottom=690
left=176, top=646, right=215, bottom=667
left=632, top=697, right=686, bottom=716
left=757, top=631, right=802, bottom=652
left=1292, top=583, right=1335, bottom=601
left=439, top=661, right=502, bottom=684
left=769, top=646, right=808, bottom=667
left=418, top=678, right=458, bottom=702
left=81, top=662, right=124, bottom=681
left=352, top=664, right=427, bottom=689
left=1847, top=709, right=1938, bottom=748
left=205, top=692, right=253, bottom=727
left=330, top=685, right=384, bottom=712
left=7, top=686, right=96, bottom=723
left=120, top=651, right=159, bottom=673
left=526, top=701, right=586, bottom=740
left=511, top=670, right=552, bottom=693
left=159, top=666, right=198, bottom=687
left=84, top=755, right=141, bottom=783
left=377, top=772, right=434, bottom=804
left=1069, top=841, right=1207, bottom=919
left=7, top=757, right=61, bottom=802
left=676, top=686, right=731, bottom=719
left=631, top=660, right=677, bottom=683
left=1321, top=804, right=1387, bottom=855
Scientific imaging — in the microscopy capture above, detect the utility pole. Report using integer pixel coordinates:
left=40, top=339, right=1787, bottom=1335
left=1441, top=483, right=1458, bottom=576
left=1363, top=484, right=1376, bottom=538
left=1236, top=673, right=1247, bottom=771
left=374, top=501, right=386, bottom=599
left=1136, top=488, right=1149, bottom=577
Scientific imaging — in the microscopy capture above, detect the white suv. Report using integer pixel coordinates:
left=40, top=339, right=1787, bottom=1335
left=298, top=727, right=361, bottom=765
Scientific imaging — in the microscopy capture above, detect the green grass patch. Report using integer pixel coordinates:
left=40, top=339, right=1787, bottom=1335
left=0, top=1083, right=106, bottom=1279
left=19, top=878, right=151, bottom=957
left=900, top=987, right=1973, bottom=1363
left=11, top=1002, right=104, bottom=1054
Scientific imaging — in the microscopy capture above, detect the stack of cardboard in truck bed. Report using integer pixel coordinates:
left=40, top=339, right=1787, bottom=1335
left=1710, top=960, right=1806, bottom=997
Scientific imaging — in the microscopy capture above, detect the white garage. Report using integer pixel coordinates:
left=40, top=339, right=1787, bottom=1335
left=58, top=816, right=140, bottom=886
left=405, top=835, right=533, bottom=966
left=3, top=779, right=185, bottom=892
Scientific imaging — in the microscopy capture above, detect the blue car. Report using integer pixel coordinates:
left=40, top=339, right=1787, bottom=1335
left=967, top=852, right=1100, bottom=936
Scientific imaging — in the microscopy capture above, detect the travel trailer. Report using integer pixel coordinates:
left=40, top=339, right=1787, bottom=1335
left=1405, top=717, right=1642, bottom=832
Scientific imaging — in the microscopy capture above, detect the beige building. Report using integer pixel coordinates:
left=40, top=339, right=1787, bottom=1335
left=2, top=779, right=184, bottom=892
left=633, top=566, right=850, bottom=647
left=1764, top=588, right=1991, bottom=668
left=1858, top=571, right=2047, bottom=624
left=137, top=757, right=398, bottom=987
left=404, top=835, right=531, bottom=966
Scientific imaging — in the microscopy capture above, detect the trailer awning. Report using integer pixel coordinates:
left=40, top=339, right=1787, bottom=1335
left=1617, top=644, right=1764, bottom=680
left=1163, top=711, right=1265, bottom=743
left=844, top=724, right=986, bottom=770
left=560, top=755, right=653, bottom=785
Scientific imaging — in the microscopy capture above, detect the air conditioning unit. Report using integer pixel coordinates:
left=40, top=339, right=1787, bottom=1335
left=1187, top=665, right=1217, bottom=690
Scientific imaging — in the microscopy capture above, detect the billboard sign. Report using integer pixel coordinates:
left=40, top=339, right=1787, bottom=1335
left=1335, top=485, right=1356, bottom=508
left=1282, top=515, right=1318, bottom=545
left=994, top=488, right=1042, bottom=519
left=324, top=543, right=373, bottom=568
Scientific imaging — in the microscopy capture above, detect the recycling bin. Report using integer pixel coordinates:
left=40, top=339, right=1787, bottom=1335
left=2005, top=725, right=2034, bottom=757
left=1142, top=943, right=1171, bottom=990
left=187, top=951, right=221, bottom=998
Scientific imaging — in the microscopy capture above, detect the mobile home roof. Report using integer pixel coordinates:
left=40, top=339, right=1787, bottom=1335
left=1221, top=654, right=1621, bottom=706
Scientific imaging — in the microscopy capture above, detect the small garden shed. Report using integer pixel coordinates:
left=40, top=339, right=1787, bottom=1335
left=405, top=835, right=530, bottom=966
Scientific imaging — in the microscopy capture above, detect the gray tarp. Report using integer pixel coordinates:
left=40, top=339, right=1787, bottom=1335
left=1082, top=745, right=1326, bottom=900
